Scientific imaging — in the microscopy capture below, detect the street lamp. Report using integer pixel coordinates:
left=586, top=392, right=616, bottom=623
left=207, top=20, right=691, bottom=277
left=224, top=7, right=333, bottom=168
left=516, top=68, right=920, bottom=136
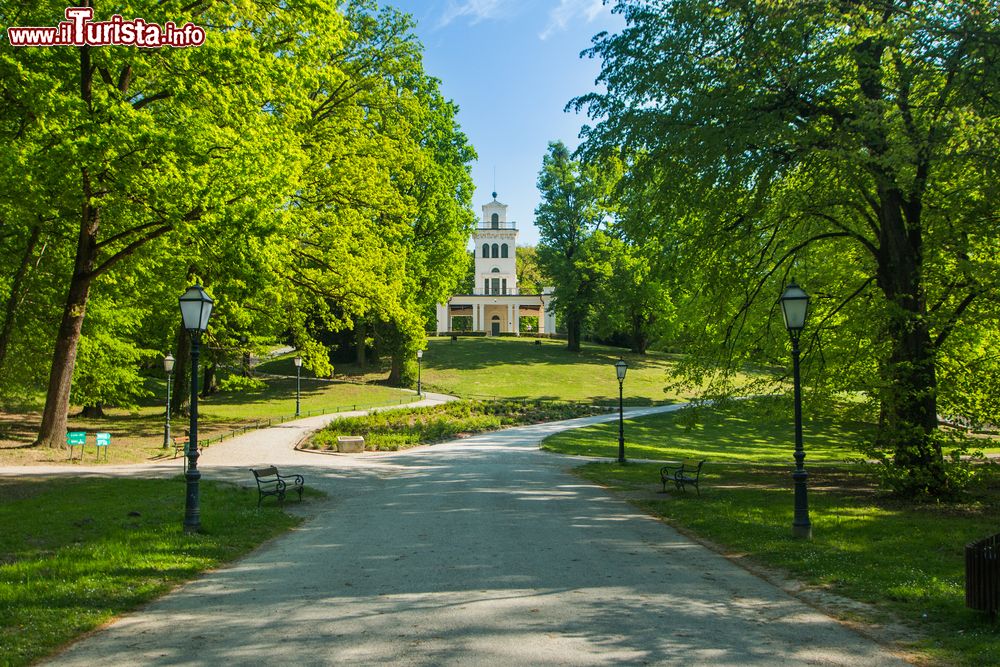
left=162, top=353, right=175, bottom=448
left=416, top=349, right=424, bottom=397
left=779, top=279, right=811, bottom=539
left=615, top=358, right=628, bottom=464
left=293, top=355, right=302, bottom=417
left=178, top=284, right=213, bottom=534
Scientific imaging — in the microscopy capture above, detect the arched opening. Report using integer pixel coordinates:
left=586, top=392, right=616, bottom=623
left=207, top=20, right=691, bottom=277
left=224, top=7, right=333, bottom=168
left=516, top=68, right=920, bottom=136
left=500, top=243, right=509, bottom=258
left=490, top=268, right=500, bottom=296
left=491, top=213, right=499, bottom=228
left=490, top=314, right=501, bottom=336
left=482, top=243, right=490, bottom=258
left=491, top=243, right=499, bottom=258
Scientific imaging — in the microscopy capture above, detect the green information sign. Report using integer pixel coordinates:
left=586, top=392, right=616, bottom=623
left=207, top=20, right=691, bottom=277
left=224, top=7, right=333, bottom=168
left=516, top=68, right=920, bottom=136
left=66, top=431, right=86, bottom=446
left=96, top=432, right=111, bottom=447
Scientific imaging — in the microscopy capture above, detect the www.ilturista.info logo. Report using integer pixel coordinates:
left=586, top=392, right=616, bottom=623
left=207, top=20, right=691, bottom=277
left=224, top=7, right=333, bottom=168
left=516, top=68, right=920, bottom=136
left=7, top=7, right=205, bottom=48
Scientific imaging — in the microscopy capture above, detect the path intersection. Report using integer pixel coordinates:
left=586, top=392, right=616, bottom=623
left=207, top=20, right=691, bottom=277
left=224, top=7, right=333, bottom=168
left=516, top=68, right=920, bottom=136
left=3, top=396, right=907, bottom=665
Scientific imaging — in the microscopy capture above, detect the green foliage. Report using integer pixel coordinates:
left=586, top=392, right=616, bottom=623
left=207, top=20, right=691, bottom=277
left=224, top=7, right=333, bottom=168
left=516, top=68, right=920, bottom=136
left=860, top=428, right=985, bottom=497
left=0, top=1, right=476, bottom=436
left=216, top=374, right=267, bottom=394
left=572, top=0, right=1000, bottom=495
left=310, top=399, right=607, bottom=451
left=0, top=477, right=303, bottom=666
left=535, top=141, right=620, bottom=351
left=515, top=245, right=548, bottom=294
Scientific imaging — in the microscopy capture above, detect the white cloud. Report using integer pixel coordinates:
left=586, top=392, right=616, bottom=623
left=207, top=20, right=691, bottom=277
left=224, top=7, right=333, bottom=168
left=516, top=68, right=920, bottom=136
left=539, top=0, right=608, bottom=40
left=438, top=0, right=515, bottom=27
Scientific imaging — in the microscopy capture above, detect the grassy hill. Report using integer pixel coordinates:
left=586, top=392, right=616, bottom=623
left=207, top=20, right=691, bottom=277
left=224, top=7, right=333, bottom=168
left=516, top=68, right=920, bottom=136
left=335, top=337, right=707, bottom=405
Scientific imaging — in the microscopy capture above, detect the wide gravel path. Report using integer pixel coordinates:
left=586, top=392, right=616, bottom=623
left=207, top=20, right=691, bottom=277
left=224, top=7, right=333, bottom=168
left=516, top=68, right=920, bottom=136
left=25, top=401, right=907, bottom=666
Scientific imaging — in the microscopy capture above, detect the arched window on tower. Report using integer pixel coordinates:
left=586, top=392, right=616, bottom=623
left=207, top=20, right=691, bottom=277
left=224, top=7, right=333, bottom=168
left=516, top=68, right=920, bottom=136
left=500, top=244, right=509, bottom=258
left=491, top=213, right=499, bottom=229
left=491, top=243, right=499, bottom=258
left=482, top=243, right=490, bottom=258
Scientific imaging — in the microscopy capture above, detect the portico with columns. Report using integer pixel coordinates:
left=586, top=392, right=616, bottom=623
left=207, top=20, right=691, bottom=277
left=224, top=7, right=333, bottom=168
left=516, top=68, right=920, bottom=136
left=436, top=194, right=556, bottom=336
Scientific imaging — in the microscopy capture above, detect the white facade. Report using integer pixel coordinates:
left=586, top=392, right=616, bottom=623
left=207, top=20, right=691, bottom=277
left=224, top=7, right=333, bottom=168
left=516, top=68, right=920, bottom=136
left=436, top=194, right=556, bottom=336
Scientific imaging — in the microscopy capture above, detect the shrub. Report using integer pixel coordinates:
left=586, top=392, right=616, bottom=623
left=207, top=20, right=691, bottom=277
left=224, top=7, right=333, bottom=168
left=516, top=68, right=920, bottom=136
left=217, top=374, right=267, bottom=393
left=309, top=399, right=608, bottom=451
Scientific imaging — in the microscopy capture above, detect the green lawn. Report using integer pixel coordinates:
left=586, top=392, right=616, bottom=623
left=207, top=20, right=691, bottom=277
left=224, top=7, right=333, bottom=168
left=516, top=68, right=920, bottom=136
left=576, top=462, right=1000, bottom=666
left=0, top=371, right=414, bottom=465
left=552, top=398, right=1000, bottom=664
left=542, top=397, right=870, bottom=462
left=337, top=336, right=730, bottom=405
left=0, top=477, right=308, bottom=666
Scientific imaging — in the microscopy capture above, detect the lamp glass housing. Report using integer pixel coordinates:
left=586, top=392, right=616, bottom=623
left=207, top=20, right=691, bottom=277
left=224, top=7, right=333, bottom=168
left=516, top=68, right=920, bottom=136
left=615, top=359, right=628, bottom=381
left=417, top=349, right=423, bottom=359
left=179, top=285, right=213, bottom=332
left=163, top=353, right=175, bottom=373
left=780, top=282, right=810, bottom=332
left=293, top=356, right=302, bottom=368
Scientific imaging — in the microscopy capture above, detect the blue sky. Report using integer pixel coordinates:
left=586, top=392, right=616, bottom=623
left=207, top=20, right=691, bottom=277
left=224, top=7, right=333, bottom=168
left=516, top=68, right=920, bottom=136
left=386, top=0, right=624, bottom=246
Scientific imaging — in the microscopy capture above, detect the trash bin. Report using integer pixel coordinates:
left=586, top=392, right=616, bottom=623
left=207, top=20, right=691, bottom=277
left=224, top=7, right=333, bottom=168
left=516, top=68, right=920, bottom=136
left=966, top=532, right=1000, bottom=617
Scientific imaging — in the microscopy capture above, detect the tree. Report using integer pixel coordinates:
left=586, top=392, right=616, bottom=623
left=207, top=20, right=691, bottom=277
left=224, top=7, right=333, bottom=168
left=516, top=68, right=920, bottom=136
left=515, top=245, right=547, bottom=295
left=535, top=141, right=618, bottom=351
left=588, top=231, right=674, bottom=354
left=286, top=1, right=474, bottom=386
left=574, top=0, right=1000, bottom=495
left=0, top=1, right=346, bottom=446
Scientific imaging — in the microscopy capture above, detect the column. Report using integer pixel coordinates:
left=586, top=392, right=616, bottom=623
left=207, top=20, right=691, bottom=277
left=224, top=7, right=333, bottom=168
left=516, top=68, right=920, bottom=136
left=506, top=303, right=513, bottom=333
left=436, top=303, right=448, bottom=334
left=537, top=302, right=545, bottom=335
left=513, top=304, right=520, bottom=335
left=473, top=302, right=479, bottom=332
left=544, top=301, right=556, bottom=335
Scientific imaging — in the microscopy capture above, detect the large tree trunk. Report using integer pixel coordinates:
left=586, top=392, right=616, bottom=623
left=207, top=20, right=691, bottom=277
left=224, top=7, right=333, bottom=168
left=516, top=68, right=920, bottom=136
left=355, top=321, right=367, bottom=369
left=80, top=403, right=104, bottom=418
left=171, top=322, right=191, bottom=416
left=35, top=202, right=97, bottom=447
left=35, top=43, right=100, bottom=448
left=631, top=313, right=648, bottom=355
left=201, top=361, right=218, bottom=397
left=566, top=316, right=582, bottom=352
left=854, top=35, right=945, bottom=495
left=875, top=187, right=944, bottom=494
left=0, top=224, right=41, bottom=373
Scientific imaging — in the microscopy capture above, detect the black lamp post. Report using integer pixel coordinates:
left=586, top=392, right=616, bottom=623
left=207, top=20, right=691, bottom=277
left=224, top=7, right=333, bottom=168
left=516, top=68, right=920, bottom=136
left=416, top=349, right=423, bottom=397
left=179, top=284, right=213, bottom=534
left=779, top=280, right=811, bottom=539
left=162, top=353, right=175, bottom=448
left=293, top=355, right=302, bottom=417
left=615, top=358, right=628, bottom=464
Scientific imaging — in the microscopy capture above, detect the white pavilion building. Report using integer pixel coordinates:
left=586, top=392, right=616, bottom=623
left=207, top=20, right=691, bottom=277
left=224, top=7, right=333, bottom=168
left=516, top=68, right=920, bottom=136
left=435, top=194, right=556, bottom=336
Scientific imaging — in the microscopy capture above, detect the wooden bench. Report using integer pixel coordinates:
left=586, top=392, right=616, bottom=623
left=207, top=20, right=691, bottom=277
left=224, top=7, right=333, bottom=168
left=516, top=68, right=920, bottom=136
left=660, top=460, right=706, bottom=495
left=251, top=466, right=305, bottom=507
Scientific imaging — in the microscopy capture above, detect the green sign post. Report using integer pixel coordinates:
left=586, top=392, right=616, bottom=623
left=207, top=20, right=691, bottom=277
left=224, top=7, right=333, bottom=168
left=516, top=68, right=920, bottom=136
left=95, top=432, right=111, bottom=461
left=66, top=431, right=86, bottom=461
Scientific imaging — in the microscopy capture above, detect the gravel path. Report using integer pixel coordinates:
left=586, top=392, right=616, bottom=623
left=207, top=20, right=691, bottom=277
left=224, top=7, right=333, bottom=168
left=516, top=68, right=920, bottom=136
left=11, top=400, right=908, bottom=665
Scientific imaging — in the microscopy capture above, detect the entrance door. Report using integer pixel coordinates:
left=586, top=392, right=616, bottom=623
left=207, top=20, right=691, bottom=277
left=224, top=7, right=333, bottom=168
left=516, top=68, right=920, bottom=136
left=491, top=316, right=500, bottom=336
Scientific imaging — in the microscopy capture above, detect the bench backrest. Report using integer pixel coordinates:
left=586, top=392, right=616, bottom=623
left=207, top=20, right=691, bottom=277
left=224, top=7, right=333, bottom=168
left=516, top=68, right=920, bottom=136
left=682, top=460, right=705, bottom=473
left=252, top=466, right=279, bottom=480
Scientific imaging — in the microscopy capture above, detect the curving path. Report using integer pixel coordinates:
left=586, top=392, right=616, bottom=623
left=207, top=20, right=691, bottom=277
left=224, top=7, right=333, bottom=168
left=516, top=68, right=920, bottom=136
left=19, top=400, right=910, bottom=666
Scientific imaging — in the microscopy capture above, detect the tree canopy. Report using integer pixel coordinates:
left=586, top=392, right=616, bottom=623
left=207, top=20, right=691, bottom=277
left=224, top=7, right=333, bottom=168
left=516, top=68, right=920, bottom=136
left=0, top=1, right=475, bottom=443
left=572, top=0, right=1000, bottom=495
